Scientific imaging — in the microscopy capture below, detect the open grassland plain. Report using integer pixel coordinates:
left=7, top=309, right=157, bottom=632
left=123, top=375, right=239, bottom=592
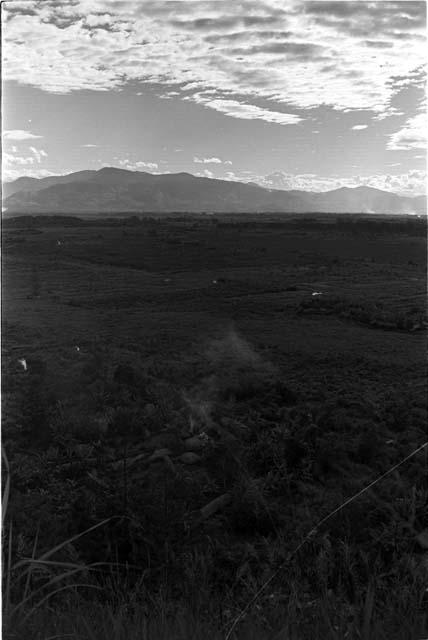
left=2, top=214, right=427, bottom=639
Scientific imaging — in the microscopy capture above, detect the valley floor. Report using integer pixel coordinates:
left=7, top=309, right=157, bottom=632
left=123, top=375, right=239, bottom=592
left=2, top=214, right=427, bottom=639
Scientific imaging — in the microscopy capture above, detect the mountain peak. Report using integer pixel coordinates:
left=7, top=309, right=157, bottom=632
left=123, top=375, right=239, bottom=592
left=168, top=172, right=195, bottom=178
left=335, top=185, right=382, bottom=193
left=97, top=166, right=136, bottom=175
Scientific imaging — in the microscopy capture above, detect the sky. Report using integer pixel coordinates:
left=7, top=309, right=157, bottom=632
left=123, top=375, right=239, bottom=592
left=2, top=0, right=427, bottom=195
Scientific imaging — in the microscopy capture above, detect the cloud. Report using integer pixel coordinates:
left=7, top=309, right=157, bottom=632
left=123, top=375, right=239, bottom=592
left=2, top=0, right=425, bottom=124
left=387, top=112, right=426, bottom=150
left=372, top=107, right=404, bottom=121
left=195, top=169, right=214, bottom=178
left=118, top=159, right=159, bottom=171
left=2, top=147, right=53, bottom=181
left=29, top=146, right=48, bottom=163
left=352, top=124, right=368, bottom=130
left=3, top=152, right=34, bottom=167
left=246, top=169, right=426, bottom=197
left=193, top=156, right=223, bottom=164
left=305, top=1, right=426, bottom=35
left=230, top=41, right=325, bottom=59
left=364, top=40, right=394, bottom=49
left=84, top=13, right=113, bottom=29
left=81, top=143, right=98, bottom=147
left=171, top=12, right=285, bottom=32
left=195, top=98, right=303, bottom=125
left=3, top=168, right=56, bottom=182
left=159, top=90, right=181, bottom=99
left=3, top=129, right=43, bottom=141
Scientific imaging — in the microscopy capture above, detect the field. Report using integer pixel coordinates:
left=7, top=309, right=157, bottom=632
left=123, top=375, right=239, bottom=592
left=2, top=213, right=427, bottom=639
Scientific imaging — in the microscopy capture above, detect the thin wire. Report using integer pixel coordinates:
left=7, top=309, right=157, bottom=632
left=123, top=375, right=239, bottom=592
left=225, top=440, right=428, bottom=640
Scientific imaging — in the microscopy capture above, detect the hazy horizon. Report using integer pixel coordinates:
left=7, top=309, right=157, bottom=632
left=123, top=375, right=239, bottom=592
left=3, top=164, right=427, bottom=199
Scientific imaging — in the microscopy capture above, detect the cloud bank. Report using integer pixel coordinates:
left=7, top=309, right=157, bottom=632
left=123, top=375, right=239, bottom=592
left=3, top=0, right=426, bottom=125
left=3, top=129, right=43, bottom=141
left=225, top=168, right=426, bottom=197
left=3, top=143, right=49, bottom=181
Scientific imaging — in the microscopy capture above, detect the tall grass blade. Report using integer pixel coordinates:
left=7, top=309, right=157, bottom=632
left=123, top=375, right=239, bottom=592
left=2, top=448, right=10, bottom=528
left=362, top=583, right=375, bottom=640
left=15, top=559, right=123, bottom=584
left=21, top=583, right=103, bottom=626
left=4, top=521, right=13, bottom=621
left=23, top=524, right=39, bottom=604
left=12, top=517, right=112, bottom=570
left=10, top=565, right=98, bottom=617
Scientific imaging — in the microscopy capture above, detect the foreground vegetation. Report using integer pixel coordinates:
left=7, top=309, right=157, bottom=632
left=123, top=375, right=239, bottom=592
left=2, top=214, right=427, bottom=638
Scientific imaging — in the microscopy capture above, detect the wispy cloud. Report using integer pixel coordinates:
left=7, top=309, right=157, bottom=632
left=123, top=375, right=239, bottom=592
left=351, top=124, right=368, bottom=130
left=3, top=129, right=43, bottom=141
left=81, top=143, right=99, bottom=148
left=194, top=97, right=302, bottom=125
left=387, top=112, right=427, bottom=150
left=3, top=0, right=426, bottom=125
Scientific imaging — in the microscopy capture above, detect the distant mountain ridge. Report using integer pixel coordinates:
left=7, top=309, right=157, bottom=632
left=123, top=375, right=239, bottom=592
left=2, top=167, right=426, bottom=215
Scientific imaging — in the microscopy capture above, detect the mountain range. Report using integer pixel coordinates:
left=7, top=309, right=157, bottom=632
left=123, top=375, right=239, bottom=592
left=2, top=167, right=426, bottom=216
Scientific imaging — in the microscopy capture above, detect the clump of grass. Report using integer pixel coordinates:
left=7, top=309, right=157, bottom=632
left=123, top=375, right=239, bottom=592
left=2, top=448, right=112, bottom=637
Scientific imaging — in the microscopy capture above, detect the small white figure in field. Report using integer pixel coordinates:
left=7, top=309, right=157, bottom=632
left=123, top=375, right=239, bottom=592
left=212, top=280, right=218, bottom=284
left=189, top=415, right=197, bottom=435
left=57, top=240, right=62, bottom=246
left=312, top=291, right=323, bottom=296
left=164, top=278, right=171, bottom=283
left=75, top=346, right=80, bottom=352
left=18, top=358, right=27, bottom=371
